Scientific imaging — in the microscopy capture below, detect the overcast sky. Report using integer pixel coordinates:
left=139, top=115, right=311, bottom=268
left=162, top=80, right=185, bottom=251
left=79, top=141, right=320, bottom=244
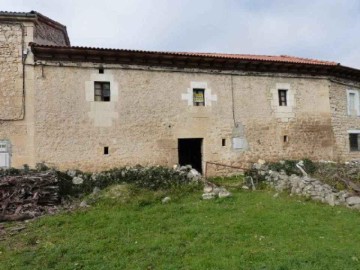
left=1, top=0, right=360, bottom=68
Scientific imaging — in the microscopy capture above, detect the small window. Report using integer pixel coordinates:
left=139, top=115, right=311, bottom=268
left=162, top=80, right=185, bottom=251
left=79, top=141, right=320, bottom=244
left=347, top=90, right=359, bottom=116
left=193, top=89, right=205, bottom=106
left=283, top=135, right=289, bottom=143
left=99, top=68, right=104, bottom=74
left=349, top=134, right=360, bottom=151
left=278, top=89, right=287, bottom=106
left=349, top=93, right=356, bottom=113
left=222, top=139, right=226, bottom=146
left=0, top=142, right=7, bottom=152
left=94, top=82, right=110, bottom=102
left=104, top=146, right=109, bottom=155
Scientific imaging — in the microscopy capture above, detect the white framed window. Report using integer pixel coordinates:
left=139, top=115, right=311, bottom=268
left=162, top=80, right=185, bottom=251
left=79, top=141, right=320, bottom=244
left=347, top=90, right=360, bottom=116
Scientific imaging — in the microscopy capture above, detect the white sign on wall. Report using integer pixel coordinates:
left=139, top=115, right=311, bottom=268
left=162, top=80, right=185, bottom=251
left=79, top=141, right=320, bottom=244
left=232, top=137, right=248, bottom=150
left=0, top=153, right=10, bottom=168
left=0, top=141, right=10, bottom=168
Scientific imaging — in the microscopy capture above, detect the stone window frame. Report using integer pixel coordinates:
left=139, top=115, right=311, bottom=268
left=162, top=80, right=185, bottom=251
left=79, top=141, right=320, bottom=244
left=270, top=83, right=296, bottom=122
left=85, top=73, right=119, bottom=127
left=346, top=89, right=360, bottom=116
left=181, top=82, right=217, bottom=107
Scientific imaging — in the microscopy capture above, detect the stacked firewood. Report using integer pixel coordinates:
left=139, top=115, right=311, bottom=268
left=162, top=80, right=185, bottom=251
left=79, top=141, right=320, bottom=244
left=0, top=171, right=60, bottom=222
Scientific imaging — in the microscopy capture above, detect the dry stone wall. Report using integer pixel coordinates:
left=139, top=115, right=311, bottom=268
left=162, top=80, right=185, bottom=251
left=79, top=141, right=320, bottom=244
left=250, top=161, right=360, bottom=210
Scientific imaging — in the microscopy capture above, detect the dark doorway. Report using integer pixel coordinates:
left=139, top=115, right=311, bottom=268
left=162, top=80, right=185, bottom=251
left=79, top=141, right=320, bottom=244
left=178, top=138, right=203, bottom=173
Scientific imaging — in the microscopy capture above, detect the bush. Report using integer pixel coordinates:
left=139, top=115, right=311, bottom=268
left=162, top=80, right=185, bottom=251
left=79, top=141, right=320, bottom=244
left=57, top=166, right=198, bottom=197
left=0, top=167, right=20, bottom=176
left=268, top=160, right=298, bottom=175
left=268, top=159, right=317, bottom=176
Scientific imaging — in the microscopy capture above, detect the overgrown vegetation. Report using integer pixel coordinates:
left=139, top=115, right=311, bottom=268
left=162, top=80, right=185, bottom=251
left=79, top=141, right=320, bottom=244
left=312, top=162, right=360, bottom=191
left=1, top=164, right=199, bottom=198
left=267, top=158, right=316, bottom=176
left=245, top=159, right=313, bottom=187
left=245, top=158, right=360, bottom=192
left=3, top=161, right=360, bottom=268
left=58, top=166, right=199, bottom=197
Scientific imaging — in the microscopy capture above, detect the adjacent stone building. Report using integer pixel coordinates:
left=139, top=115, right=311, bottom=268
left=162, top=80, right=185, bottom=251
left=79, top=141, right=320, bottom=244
left=1, top=11, right=360, bottom=174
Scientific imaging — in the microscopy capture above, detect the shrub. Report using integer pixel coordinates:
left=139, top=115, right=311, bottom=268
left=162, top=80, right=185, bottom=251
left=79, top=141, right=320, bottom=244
left=57, top=166, right=198, bottom=197
left=302, top=158, right=317, bottom=175
left=0, top=167, right=20, bottom=176
left=268, top=159, right=317, bottom=176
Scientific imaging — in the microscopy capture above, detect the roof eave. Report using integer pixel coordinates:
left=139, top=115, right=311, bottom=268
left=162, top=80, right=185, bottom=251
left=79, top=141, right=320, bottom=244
left=30, top=43, right=360, bottom=81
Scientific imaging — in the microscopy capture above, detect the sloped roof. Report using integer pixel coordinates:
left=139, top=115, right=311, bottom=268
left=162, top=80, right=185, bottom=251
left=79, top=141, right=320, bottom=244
left=30, top=43, right=338, bottom=66
left=31, top=43, right=360, bottom=81
left=185, top=53, right=338, bottom=66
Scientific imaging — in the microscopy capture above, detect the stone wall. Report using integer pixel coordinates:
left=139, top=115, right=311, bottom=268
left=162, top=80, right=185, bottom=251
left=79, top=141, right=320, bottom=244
left=329, top=79, right=360, bottom=161
left=0, top=21, right=36, bottom=168
left=0, top=23, right=23, bottom=119
left=249, top=161, right=358, bottom=209
left=30, top=63, right=336, bottom=173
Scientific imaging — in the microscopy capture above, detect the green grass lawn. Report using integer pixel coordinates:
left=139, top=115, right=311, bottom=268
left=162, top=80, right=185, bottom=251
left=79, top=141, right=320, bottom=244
left=1, top=185, right=360, bottom=270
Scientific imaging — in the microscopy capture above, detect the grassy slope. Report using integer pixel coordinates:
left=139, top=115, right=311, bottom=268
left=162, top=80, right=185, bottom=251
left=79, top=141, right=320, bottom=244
left=1, top=188, right=360, bottom=270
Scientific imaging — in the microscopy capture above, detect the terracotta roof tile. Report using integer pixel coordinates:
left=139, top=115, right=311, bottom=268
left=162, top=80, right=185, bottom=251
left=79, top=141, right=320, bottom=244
left=189, top=53, right=338, bottom=66
left=30, top=43, right=339, bottom=66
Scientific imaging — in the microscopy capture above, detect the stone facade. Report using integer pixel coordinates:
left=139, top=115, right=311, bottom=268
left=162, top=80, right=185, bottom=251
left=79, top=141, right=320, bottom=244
left=1, top=12, right=360, bottom=175
left=0, top=20, right=36, bottom=168
left=0, top=12, right=69, bottom=168
left=0, top=23, right=23, bottom=119
left=329, top=79, right=360, bottom=161
left=30, top=64, right=335, bottom=172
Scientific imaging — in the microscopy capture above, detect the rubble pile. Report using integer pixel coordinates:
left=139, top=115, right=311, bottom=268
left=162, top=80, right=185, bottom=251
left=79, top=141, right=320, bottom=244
left=202, top=182, right=232, bottom=199
left=0, top=171, right=60, bottom=222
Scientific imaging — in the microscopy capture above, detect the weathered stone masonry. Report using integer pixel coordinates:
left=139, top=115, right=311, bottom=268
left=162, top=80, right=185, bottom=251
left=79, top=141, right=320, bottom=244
left=0, top=11, right=69, bottom=168
left=329, top=79, right=360, bottom=161
left=0, top=23, right=23, bottom=119
left=1, top=11, right=360, bottom=174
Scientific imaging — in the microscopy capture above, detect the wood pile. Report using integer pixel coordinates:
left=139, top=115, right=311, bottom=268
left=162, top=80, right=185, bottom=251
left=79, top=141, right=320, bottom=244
left=0, top=171, right=60, bottom=222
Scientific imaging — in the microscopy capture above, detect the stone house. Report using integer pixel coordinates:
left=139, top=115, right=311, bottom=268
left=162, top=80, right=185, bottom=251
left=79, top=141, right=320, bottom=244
left=1, top=11, right=360, bottom=174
